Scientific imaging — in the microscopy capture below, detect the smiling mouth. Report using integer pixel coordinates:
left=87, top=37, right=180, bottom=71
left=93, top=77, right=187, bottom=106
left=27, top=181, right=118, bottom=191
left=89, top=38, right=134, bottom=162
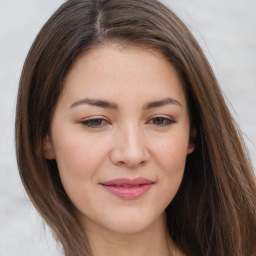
left=105, top=184, right=147, bottom=187
left=100, top=178, right=154, bottom=199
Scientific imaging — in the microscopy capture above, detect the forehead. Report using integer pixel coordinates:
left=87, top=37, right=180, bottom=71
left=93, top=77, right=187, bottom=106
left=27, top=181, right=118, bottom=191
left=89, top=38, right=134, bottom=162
left=59, top=44, right=187, bottom=109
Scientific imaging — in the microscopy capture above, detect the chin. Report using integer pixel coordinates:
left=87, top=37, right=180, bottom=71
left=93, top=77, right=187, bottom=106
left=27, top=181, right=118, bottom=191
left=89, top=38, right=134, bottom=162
left=100, top=209, right=164, bottom=235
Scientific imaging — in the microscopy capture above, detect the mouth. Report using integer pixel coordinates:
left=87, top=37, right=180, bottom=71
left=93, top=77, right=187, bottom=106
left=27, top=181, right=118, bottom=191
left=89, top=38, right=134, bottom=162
left=99, top=178, right=154, bottom=199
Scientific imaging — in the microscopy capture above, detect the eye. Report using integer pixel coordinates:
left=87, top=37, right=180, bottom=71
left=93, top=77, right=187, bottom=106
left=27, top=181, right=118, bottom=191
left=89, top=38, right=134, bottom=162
left=148, top=116, right=176, bottom=127
left=81, top=118, right=110, bottom=128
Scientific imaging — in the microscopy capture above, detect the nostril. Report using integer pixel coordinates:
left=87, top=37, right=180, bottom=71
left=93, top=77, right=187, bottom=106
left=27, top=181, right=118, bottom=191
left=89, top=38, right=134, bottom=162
left=117, top=160, right=126, bottom=166
left=127, top=160, right=147, bottom=168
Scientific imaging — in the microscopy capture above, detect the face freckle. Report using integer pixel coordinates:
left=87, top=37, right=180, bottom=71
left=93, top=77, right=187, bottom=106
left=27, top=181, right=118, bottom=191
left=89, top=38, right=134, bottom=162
left=44, top=44, right=194, bottom=236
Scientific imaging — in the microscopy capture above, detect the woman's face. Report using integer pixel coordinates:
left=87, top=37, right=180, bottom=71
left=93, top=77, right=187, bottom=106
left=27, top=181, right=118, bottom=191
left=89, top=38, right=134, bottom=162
left=44, top=45, right=194, bottom=235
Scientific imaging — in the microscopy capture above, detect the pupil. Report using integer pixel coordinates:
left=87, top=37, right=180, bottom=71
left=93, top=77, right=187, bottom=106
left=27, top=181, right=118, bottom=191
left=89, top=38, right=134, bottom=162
left=92, top=119, right=102, bottom=125
left=154, top=117, right=163, bottom=125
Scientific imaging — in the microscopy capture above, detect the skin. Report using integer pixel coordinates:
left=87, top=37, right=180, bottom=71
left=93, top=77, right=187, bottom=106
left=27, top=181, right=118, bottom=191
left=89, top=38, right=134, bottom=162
left=44, top=44, right=193, bottom=256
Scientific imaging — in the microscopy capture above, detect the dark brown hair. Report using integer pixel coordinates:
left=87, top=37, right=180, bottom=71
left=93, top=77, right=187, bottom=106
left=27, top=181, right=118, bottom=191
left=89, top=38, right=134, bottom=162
left=15, top=0, right=256, bottom=255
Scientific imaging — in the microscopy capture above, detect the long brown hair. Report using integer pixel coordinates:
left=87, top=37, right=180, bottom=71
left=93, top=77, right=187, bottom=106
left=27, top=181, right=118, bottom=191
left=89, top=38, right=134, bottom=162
left=15, top=0, right=256, bottom=255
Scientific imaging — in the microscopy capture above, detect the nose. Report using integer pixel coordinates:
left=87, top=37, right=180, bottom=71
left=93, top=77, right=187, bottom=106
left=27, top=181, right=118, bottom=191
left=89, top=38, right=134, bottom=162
left=110, top=124, right=150, bottom=168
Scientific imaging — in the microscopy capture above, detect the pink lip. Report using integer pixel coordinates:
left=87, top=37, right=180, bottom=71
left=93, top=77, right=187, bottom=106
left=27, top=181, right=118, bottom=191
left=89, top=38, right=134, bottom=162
left=100, top=178, right=154, bottom=199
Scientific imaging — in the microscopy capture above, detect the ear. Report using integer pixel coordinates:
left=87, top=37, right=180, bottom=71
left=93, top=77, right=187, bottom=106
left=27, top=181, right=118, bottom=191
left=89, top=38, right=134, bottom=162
left=43, top=135, right=55, bottom=159
left=187, top=128, right=197, bottom=154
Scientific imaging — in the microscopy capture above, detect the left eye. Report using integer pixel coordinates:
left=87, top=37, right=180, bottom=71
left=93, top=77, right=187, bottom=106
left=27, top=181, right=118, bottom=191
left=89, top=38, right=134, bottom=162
left=81, top=118, right=109, bottom=128
left=148, top=117, right=176, bottom=126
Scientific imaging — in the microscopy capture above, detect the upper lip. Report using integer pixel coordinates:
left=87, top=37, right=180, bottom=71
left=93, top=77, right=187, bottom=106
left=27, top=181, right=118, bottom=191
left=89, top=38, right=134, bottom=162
left=100, top=177, right=154, bottom=186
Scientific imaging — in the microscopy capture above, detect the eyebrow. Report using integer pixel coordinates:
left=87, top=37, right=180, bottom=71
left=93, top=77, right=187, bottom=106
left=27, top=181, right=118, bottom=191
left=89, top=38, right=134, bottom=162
left=69, top=97, right=181, bottom=110
left=70, top=98, right=118, bottom=109
left=143, top=97, right=182, bottom=110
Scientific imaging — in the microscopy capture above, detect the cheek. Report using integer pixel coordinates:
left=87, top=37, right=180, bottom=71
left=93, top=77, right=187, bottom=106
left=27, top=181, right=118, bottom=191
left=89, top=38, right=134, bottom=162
left=53, top=135, right=105, bottom=177
left=52, top=136, right=108, bottom=209
left=155, top=134, right=189, bottom=172
left=51, top=134, right=110, bottom=208
left=152, top=133, right=189, bottom=201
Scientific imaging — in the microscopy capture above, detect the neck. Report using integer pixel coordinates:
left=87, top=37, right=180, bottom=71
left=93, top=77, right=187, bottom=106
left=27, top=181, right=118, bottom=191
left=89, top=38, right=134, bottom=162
left=84, top=214, right=176, bottom=256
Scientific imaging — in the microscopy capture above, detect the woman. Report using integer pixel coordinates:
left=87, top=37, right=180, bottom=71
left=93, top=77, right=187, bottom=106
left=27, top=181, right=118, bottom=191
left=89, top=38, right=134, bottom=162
left=15, top=0, right=256, bottom=255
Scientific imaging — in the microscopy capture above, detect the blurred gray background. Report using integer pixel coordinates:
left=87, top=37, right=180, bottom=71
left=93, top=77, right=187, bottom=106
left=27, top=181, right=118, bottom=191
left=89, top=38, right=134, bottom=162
left=0, top=0, right=255, bottom=255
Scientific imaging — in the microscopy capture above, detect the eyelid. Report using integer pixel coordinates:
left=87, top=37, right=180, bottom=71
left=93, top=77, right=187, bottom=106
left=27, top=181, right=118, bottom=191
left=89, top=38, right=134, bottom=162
left=82, top=115, right=108, bottom=120
left=146, top=115, right=177, bottom=126
left=80, top=116, right=111, bottom=128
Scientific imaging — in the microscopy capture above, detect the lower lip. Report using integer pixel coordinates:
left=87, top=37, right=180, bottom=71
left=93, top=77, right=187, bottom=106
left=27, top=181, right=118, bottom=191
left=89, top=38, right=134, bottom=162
left=101, top=184, right=153, bottom=199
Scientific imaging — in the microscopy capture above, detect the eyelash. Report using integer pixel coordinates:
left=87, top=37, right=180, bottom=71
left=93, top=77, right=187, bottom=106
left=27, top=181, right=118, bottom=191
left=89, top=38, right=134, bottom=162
left=80, top=117, right=110, bottom=128
left=80, top=116, right=176, bottom=128
left=147, top=116, right=176, bottom=126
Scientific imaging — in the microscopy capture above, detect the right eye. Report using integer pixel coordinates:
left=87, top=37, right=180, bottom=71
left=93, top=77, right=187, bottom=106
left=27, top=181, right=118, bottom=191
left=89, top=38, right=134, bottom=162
left=81, top=118, right=110, bottom=128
